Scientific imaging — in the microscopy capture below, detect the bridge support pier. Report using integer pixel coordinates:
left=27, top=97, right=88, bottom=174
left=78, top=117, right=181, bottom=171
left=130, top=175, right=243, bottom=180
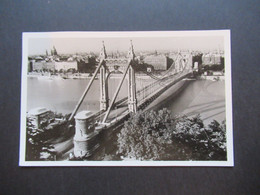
left=100, top=65, right=108, bottom=111
left=73, top=111, right=99, bottom=158
left=128, top=65, right=137, bottom=113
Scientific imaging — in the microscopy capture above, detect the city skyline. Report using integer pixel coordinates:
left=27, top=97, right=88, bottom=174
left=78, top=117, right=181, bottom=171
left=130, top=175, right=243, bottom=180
left=28, top=36, right=224, bottom=56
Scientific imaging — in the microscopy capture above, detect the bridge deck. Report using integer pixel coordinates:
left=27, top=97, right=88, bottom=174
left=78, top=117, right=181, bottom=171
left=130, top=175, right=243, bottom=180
left=93, top=70, right=193, bottom=127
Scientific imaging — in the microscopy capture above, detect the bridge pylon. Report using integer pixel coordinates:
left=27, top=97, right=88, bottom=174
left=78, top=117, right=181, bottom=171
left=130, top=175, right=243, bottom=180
left=69, top=40, right=138, bottom=123
left=127, top=40, right=137, bottom=113
left=99, top=42, right=109, bottom=111
left=100, top=64, right=108, bottom=111
left=128, top=65, right=137, bottom=113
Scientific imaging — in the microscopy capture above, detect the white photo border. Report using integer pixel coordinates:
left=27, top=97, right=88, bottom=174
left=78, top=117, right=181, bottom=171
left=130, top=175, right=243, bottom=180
left=19, top=30, right=233, bottom=167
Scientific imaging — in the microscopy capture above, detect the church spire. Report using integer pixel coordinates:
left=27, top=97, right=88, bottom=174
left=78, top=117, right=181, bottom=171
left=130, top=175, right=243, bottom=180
left=127, top=40, right=135, bottom=59
left=99, top=41, right=107, bottom=60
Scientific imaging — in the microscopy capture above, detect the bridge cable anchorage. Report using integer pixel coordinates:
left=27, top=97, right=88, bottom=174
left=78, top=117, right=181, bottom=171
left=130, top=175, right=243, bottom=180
left=102, top=60, right=132, bottom=124
left=68, top=59, right=104, bottom=121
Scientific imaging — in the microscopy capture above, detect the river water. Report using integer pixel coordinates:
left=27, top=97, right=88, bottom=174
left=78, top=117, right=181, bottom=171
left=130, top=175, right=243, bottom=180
left=27, top=77, right=225, bottom=124
left=156, top=79, right=226, bottom=125
left=27, top=77, right=145, bottom=114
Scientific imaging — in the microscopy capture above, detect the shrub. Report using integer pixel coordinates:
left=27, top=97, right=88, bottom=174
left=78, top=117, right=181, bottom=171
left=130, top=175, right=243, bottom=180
left=117, top=109, right=227, bottom=160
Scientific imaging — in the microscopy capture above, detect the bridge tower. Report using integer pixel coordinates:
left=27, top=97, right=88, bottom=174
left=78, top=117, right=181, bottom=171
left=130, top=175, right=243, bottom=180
left=127, top=40, right=137, bottom=113
left=69, top=41, right=138, bottom=124
left=99, top=41, right=109, bottom=111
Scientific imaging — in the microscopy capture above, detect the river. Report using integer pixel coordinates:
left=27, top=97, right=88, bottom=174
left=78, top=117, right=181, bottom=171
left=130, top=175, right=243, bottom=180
left=27, top=76, right=149, bottom=114
left=27, top=76, right=225, bottom=124
left=156, top=79, right=226, bottom=125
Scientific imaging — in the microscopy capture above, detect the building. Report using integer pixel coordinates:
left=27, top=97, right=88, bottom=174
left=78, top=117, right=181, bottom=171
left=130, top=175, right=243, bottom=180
left=27, top=107, right=54, bottom=129
left=77, top=56, right=97, bottom=73
left=32, top=61, right=55, bottom=72
left=202, top=53, right=222, bottom=66
left=30, top=60, right=78, bottom=72
left=54, top=61, right=78, bottom=72
left=143, top=54, right=168, bottom=70
left=104, top=58, right=130, bottom=73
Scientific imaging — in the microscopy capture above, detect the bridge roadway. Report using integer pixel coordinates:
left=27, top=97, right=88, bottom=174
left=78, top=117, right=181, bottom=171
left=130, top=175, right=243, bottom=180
left=92, top=69, right=193, bottom=127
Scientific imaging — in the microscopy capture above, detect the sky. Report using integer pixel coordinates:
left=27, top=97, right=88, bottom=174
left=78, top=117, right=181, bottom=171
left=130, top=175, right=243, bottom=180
left=27, top=35, right=224, bottom=56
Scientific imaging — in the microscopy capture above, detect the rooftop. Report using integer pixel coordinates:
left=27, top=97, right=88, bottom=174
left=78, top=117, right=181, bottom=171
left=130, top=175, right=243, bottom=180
left=74, top=110, right=93, bottom=120
left=28, top=107, right=49, bottom=116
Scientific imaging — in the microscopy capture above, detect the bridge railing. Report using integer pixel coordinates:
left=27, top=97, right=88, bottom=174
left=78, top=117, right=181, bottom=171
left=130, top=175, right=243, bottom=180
left=137, top=70, right=192, bottom=109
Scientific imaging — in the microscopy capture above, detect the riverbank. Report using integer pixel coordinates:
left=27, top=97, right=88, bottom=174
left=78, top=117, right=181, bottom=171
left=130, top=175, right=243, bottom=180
left=27, top=72, right=153, bottom=80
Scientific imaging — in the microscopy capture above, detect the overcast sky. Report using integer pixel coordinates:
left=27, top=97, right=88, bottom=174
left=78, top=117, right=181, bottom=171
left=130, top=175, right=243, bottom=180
left=28, top=36, right=224, bottom=55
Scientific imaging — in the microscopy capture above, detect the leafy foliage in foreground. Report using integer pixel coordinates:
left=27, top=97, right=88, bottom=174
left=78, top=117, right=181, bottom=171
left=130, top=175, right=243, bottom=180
left=26, top=118, right=56, bottom=161
left=26, top=112, right=72, bottom=161
left=117, top=109, right=226, bottom=160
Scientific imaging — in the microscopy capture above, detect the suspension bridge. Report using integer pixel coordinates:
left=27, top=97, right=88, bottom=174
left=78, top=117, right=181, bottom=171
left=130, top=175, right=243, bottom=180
left=68, top=41, right=195, bottom=159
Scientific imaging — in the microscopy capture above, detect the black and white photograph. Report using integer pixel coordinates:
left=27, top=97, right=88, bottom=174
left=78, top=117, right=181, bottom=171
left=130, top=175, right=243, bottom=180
left=19, top=30, right=233, bottom=166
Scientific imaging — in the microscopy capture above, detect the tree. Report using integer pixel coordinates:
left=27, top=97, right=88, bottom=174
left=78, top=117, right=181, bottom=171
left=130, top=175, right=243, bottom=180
left=117, top=109, right=175, bottom=160
left=117, top=109, right=227, bottom=161
left=206, top=120, right=227, bottom=159
left=26, top=118, right=55, bottom=161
